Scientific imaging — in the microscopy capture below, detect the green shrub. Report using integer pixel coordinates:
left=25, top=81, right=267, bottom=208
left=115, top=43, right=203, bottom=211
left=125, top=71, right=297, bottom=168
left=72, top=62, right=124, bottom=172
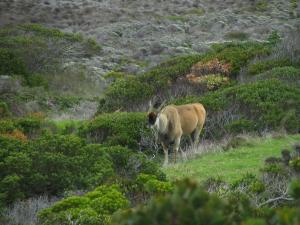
left=248, top=58, right=293, bottom=75
left=0, top=48, right=27, bottom=75
left=102, top=146, right=164, bottom=180
left=98, top=41, right=273, bottom=113
left=80, top=112, right=148, bottom=149
left=136, top=174, right=173, bottom=195
left=0, top=102, right=10, bottom=118
left=0, top=23, right=101, bottom=87
left=98, top=78, right=154, bottom=112
left=0, top=134, right=114, bottom=205
left=0, top=120, right=15, bottom=133
left=112, top=179, right=256, bottom=225
left=173, top=79, right=300, bottom=137
left=206, top=42, right=271, bottom=76
left=224, top=31, right=249, bottom=41
left=38, top=185, right=129, bottom=225
left=225, top=119, right=256, bottom=134
left=255, top=66, right=300, bottom=84
left=98, top=54, right=203, bottom=112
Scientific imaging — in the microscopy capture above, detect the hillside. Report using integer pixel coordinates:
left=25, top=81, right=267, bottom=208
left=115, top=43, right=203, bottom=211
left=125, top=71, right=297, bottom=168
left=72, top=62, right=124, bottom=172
left=1, top=0, right=299, bottom=77
left=1, top=1, right=300, bottom=225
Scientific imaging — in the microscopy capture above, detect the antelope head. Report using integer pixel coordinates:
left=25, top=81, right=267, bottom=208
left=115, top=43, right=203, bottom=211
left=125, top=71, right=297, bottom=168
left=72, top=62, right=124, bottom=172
left=147, top=97, right=166, bottom=129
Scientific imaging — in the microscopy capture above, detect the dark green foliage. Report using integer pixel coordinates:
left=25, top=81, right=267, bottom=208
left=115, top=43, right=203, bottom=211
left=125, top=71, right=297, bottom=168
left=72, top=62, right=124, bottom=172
left=80, top=112, right=148, bottom=149
left=98, top=78, right=154, bottom=112
left=254, top=66, right=300, bottom=84
left=0, top=23, right=101, bottom=86
left=0, top=135, right=114, bottom=205
left=98, top=54, right=203, bottom=112
left=0, top=132, right=164, bottom=207
left=112, top=179, right=256, bottom=225
left=102, top=145, right=165, bottom=180
left=0, top=48, right=27, bottom=75
left=98, top=42, right=272, bottom=113
left=38, top=185, right=128, bottom=225
left=0, top=102, right=11, bottom=118
left=173, top=79, right=300, bottom=138
left=113, top=146, right=300, bottom=225
left=224, top=31, right=249, bottom=41
left=206, top=42, right=271, bottom=76
left=248, top=58, right=293, bottom=75
left=225, top=119, right=256, bottom=134
left=288, top=179, right=300, bottom=200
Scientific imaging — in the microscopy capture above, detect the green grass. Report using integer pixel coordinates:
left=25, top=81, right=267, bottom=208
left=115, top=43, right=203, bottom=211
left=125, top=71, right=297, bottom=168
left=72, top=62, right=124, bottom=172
left=164, top=134, right=300, bottom=183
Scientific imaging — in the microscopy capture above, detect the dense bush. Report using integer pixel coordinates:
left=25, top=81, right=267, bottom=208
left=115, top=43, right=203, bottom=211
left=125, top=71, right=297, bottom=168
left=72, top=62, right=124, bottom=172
left=0, top=23, right=101, bottom=85
left=98, top=54, right=204, bottom=112
left=173, top=79, right=300, bottom=138
left=248, top=58, right=293, bottom=75
left=254, top=66, right=300, bottom=84
left=113, top=144, right=300, bottom=225
left=80, top=112, right=148, bottom=149
left=98, top=41, right=272, bottom=113
left=38, top=185, right=129, bottom=225
left=0, top=135, right=110, bottom=206
left=0, top=102, right=10, bottom=118
left=205, top=41, right=271, bottom=76
left=0, top=132, right=164, bottom=208
left=113, top=179, right=257, bottom=225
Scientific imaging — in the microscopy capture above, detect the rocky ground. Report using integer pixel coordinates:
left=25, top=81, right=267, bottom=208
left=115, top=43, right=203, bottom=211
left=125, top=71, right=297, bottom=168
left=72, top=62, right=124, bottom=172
left=1, top=0, right=299, bottom=76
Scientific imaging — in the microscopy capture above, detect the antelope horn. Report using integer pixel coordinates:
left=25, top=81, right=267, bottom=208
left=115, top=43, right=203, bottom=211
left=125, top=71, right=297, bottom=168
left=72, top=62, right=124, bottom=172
left=157, top=100, right=167, bottom=112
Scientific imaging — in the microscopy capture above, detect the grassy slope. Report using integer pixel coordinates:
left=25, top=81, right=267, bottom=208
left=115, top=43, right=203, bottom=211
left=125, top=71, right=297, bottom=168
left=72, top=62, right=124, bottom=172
left=164, top=134, right=300, bottom=183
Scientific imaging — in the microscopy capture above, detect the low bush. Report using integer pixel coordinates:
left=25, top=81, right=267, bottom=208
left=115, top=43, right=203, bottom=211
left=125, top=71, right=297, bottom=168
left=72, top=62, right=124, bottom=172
left=0, top=133, right=164, bottom=208
left=80, top=112, right=148, bottom=149
left=38, top=185, right=129, bottom=225
left=113, top=144, right=300, bottom=225
left=98, top=41, right=272, bottom=113
left=0, top=23, right=101, bottom=86
left=172, top=79, right=300, bottom=138
left=248, top=58, right=293, bottom=75
left=254, top=66, right=300, bottom=84
left=224, top=31, right=249, bottom=41
left=205, top=41, right=271, bottom=76
left=0, top=102, right=11, bottom=118
left=0, top=135, right=113, bottom=206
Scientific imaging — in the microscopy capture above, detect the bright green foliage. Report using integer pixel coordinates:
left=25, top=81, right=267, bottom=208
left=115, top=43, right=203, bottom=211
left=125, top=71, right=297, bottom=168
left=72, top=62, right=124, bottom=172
left=248, top=58, right=293, bottom=75
left=80, top=112, right=148, bottom=149
left=0, top=120, right=14, bottom=133
left=38, top=185, right=129, bottom=225
left=164, top=135, right=300, bottom=183
left=136, top=173, right=173, bottom=195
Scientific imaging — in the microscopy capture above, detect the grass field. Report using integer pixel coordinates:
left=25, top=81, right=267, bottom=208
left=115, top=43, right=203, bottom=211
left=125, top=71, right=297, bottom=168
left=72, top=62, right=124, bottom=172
left=163, top=134, right=300, bottom=183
